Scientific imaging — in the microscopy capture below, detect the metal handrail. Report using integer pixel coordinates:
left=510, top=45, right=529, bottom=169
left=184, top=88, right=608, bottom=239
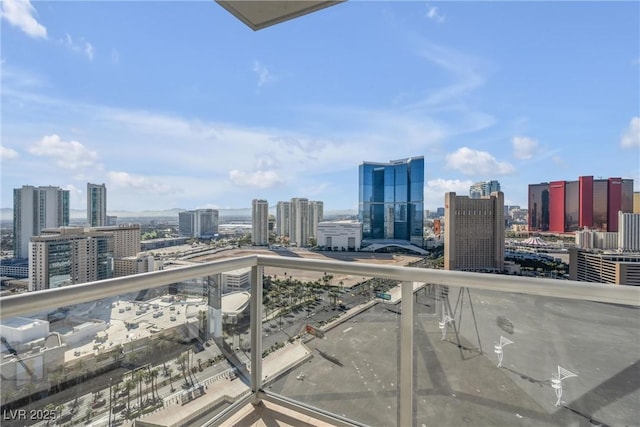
left=2, top=254, right=638, bottom=320
left=2, top=253, right=639, bottom=427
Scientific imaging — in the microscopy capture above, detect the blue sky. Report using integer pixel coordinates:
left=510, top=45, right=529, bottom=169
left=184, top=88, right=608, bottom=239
left=1, top=0, right=639, bottom=213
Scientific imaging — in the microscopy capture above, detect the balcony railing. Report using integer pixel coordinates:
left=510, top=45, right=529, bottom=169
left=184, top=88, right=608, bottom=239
left=1, top=254, right=639, bottom=426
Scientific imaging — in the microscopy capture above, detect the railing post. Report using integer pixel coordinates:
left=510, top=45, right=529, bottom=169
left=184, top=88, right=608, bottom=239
left=250, top=265, right=263, bottom=403
left=400, top=280, right=414, bottom=426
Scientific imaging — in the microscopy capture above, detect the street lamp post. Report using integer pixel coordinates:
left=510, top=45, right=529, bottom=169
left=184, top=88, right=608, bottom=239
left=108, top=377, right=112, bottom=427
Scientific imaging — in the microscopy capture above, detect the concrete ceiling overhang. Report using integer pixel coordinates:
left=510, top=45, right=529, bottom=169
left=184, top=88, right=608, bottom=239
left=216, top=0, right=344, bottom=31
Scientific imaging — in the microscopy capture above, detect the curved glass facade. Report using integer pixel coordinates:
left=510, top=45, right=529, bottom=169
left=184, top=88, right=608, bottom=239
left=359, top=157, right=424, bottom=246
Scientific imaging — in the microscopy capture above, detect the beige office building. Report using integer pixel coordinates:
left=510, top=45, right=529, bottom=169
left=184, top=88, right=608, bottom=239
left=444, top=191, right=504, bottom=272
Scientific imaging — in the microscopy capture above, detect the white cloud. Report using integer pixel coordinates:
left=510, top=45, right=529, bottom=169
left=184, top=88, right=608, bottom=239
left=253, top=61, right=276, bottom=87
left=0, top=146, right=19, bottom=160
left=107, top=171, right=177, bottom=195
left=445, top=147, right=515, bottom=176
left=620, top=117, right=640, bottom=149
left=228, top=170, right=285, bottom=189
left=61, top=33, right=94, bottom=60
left=1, top=0, right=47, bottom=39
left=28, top=134, right=99, bottom=170
left=512, top=136, right=539, bottom=160
left=424, top=178, right=474, bottom=208
left=426, top=5, right=445, bottom=23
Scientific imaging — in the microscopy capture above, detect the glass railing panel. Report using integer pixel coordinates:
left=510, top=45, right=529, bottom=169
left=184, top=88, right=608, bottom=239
left=264, top=274, right=400, bottom=426
left=413, top=284, right=640, bottom=426
left=0, top=275, right=250, bottom=427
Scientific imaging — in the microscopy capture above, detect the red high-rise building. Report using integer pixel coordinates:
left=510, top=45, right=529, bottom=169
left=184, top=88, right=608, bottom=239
left=608, top=178, right=623, bottom=232
left=579, top=176, right=593, bottom=228
left=528, top=176, right=634, bottom=233
left=549, top=181, right=566, bottom=233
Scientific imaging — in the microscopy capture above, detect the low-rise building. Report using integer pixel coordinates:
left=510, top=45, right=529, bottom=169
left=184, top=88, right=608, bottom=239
left=569, top=248, right=640, bottom=286
left=113, top=254, right=158, bottom=277
left=317, top=221, right=362, bottom=250
left=222, top=268, right=251, bottom=293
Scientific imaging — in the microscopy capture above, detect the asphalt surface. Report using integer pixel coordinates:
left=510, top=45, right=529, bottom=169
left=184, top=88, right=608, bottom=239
left=268, top=289, right=640, bottom=427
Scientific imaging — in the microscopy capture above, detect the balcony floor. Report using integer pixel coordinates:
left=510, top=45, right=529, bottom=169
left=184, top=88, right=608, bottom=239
left=220, top=400, right=338, bottom=427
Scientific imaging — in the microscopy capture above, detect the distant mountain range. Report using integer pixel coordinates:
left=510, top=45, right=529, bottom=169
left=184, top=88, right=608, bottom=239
left=0, top=207, right=358, bottom=221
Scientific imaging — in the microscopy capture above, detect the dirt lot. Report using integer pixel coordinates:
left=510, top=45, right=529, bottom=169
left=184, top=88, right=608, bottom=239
left=192, top=248, right=423, bottom=288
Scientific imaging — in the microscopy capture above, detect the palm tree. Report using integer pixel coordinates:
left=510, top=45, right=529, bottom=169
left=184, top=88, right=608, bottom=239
left=150, top=368, right=160, bottom=401
left=124, top=378, right=136, bottom=414
left=166, top=366, right=175, bottom=392
left=134, top=370, right=144, bottom=408
left=112, top=344, right=123, bottom=366
left=177, top=354, right=189, bottom=386
left=322, top=273, right=333, bottom=290
left=143, top=370, right=153, bottom=404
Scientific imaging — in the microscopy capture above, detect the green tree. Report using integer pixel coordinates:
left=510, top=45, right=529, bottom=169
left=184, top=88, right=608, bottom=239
left=166, top=366, right=175, bottom=392
left=124, top=378, right=136, bottom=414
left=177, top=354, right=190, bottom=386
left=150, top=368, right=160, bottom=401
left=134, top=370, right=145, bottom=408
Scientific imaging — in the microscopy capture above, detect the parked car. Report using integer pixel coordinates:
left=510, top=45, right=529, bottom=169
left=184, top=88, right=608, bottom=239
left=91, top=399, right=107, bottom=409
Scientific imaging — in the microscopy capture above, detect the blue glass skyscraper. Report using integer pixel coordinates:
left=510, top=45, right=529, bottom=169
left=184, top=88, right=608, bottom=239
left=359, top=157, right=424, bottom=246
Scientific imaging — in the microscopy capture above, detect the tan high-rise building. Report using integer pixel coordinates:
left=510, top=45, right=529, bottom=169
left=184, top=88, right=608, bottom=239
left=276, top=201, right=291, bottom=237
left=444, top=191, right=504, bottom=272
left=308, top=201, right=324, bottom=239
left=290, top=197, right=309, bottom=247
left=92, top=224, right=141, bottom=258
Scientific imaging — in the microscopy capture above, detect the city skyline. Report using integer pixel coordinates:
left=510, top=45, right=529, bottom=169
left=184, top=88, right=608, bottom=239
left=1, top=1, right=639, bottom=212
